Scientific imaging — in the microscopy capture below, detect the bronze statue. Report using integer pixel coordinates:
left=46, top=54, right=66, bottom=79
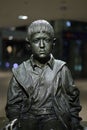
left=5, top=20, right=83, bottom=130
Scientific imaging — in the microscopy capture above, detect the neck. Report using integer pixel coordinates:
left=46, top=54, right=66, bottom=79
left=33, top=55, right=50, bottom=67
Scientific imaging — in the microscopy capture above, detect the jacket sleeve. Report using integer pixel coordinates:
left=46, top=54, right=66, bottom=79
left=61, top=65, right=83, bottom=130
left=5, top=75, right=23, bottom=121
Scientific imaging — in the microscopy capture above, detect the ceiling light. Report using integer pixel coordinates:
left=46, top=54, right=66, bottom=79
left=18, top=15, right=28, bottom=20
left=8, top=36, right=13, bottom=40
left=66, top=21, right=71, bottom=27
left=10, top=27, right=15, bottom=31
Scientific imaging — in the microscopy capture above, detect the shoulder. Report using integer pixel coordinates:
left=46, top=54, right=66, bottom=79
left=54, top=59, right=66, bottom=65
left=54, top=59, right=72, bottom=77
left=12, top=59, right=31, bottom=77
left=54, top=59, right=66, bottom=71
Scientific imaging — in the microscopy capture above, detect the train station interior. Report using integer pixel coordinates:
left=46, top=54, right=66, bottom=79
left=0, top=0, right=87, bottom=129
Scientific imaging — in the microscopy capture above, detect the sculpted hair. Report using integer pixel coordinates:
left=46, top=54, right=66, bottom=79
left=27, top=20, right=54, bottom=40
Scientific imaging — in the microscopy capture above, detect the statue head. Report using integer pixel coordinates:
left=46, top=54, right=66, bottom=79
left=26, top=20, right=55, bottom=63
left=27, top=20, right=54, bottom=41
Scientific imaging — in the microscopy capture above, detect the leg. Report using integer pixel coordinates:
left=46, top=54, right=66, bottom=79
left=19, top=116, right=38, bottom=130
left=40, top=116, right=68, bottom=130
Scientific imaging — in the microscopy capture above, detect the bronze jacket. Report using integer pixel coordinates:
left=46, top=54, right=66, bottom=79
left=5, top=56, right=82, bottom=129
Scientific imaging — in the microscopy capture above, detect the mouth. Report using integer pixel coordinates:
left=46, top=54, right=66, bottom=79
left=39, top=50, right=45, bottom=54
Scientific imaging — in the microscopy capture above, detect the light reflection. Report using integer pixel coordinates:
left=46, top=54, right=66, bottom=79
left=5, top=62, right=10, bottom=68
left=13, top=63, right=18, bottom=69
left=6, top=46, right=13, bottom=53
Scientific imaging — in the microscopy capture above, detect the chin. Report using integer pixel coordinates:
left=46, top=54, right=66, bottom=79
left=34, top=53, right=50, bottom=59
left=39, top=55, right=50, bottom=60
left=39, top=54, right=48, bottom=58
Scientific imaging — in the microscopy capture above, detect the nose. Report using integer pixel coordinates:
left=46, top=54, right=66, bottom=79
left=39, top=39, right=45, bottom=48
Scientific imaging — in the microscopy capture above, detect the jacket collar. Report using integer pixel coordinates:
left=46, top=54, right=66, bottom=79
left=30, top=54, right=54, bottom=70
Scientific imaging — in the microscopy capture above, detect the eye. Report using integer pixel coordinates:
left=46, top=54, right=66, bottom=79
left=44, top=38, right=52, bottom=42
left=32, top=38, right=40, bottom=43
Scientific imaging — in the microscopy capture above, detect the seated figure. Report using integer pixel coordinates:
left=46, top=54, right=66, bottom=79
left=5, top=20, right=83, bottom=130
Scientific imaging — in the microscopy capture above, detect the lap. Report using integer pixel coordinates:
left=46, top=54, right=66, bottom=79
left=18, top=114, right=69, bottom=130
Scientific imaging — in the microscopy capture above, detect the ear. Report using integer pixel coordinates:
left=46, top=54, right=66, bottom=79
left=52, top=38, right=56, bottom=47
left=25, top=37, right=31, bottom=50
left=53, top=38, right=56, bottom=43
left=26, top=37, right=29, bottom=42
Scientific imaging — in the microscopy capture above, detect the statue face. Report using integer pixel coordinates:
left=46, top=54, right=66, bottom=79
left=30, top=32, right=53, bottom=59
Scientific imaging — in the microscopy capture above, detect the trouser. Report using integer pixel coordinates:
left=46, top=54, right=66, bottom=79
left=18, top=114, right=69, bottom=130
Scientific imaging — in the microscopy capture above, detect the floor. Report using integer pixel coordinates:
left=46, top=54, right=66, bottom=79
left=0, top=70, right=87, bottom=129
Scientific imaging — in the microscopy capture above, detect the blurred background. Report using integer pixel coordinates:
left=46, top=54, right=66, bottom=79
left=0, top=0, right=87, bottom=128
